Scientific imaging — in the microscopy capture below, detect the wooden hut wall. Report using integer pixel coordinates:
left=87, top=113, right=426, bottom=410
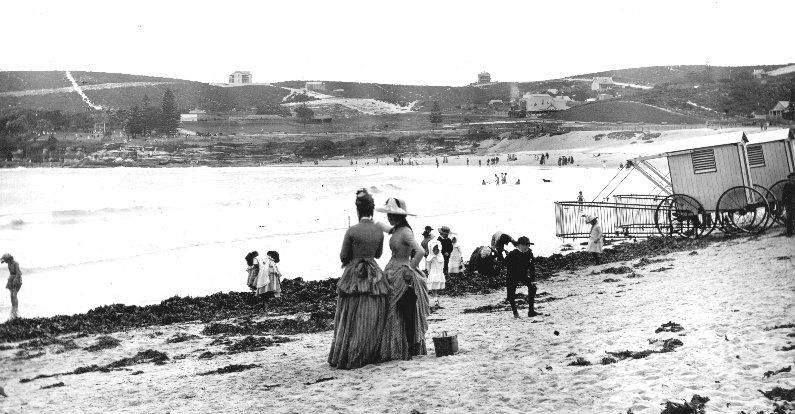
left=748, top=140, right=793, bottom=189
left=667, top=144, right=748, bottom=209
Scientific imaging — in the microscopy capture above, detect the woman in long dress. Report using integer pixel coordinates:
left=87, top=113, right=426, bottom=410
left=328, top=189, right=391, bottom=369
left=376, top=198, right=430, bottom=361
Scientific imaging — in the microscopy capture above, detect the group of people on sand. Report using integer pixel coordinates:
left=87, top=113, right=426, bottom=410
left=326, top=189, right=546, bottom=369
left=244, top=250, right=283, bottom=300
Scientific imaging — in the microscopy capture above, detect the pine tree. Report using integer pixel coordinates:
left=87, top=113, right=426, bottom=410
left=429, top=101, right=443, bottom=129
left=160, top=88, right=180, bottom=136
left=295, top=103, right=314, bottom=126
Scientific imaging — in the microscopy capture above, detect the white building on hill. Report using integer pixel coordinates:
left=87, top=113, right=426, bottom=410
left=769, top=101, right=792, bottom=118
left=521, top=93, right=572, bottom=112
left=229, top=71, right=252, bottom=84
left=305, top=81, right=326, bottom=92
left=591, top=76, right=614, bottom=91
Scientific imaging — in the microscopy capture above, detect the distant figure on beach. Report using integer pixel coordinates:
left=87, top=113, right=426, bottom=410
left=515, top=179, right=520, bottom=185
left=437, top=226, right=454, bottom=277
left=245, top=251, right=260, bottom=291
left=577, top=191, right=584, bottom=203
left=482, top=180, right=487, bottom=185
left=2, top=254, right=21, bottom=319
left=504, top=236, right=539, bottom=318
left=782, top=172, right=795, bottom=237
left=256, top=251, right=282, bottom=299
left=490, top=231, right=518, bottom=262
left=425, top=243, right=445, bottom=307
left=328, top=188, right=390, bottom=369
left=375, top=198, right=430, bottom=361
left=602, top=160, right=606, bottom=169
left=584, top=215, right=603, bottom=264
left=448, top=236, right=464, bottom=277
left=501, top=173, right=507, bottom=184
left=479, top=160, right=482, bottom=167
left=495, top=174, right=500, bottom=185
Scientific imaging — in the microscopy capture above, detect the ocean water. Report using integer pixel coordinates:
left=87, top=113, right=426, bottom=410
left=0, top=164, right=655, bottom=320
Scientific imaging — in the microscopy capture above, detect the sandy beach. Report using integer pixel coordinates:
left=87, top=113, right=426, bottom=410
left=1, top=229, right=793, bottom=413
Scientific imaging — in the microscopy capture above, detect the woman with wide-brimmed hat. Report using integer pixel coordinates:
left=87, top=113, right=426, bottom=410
left=328, top=189, right=392, bottom=369
left=584, top=215, right=603, bottom=264
left=375, top=197, right=430, bottom=361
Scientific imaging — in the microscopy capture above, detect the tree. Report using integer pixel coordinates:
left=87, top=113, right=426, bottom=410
left=159, top=88, right=180, bottom=136
left=125, top=105, right=143, bottom=138
left=6, top=115, right=29, bottom=137
left=294, top=103, right=314, bottom=126
left=785, top=77, right=795, bottom=121
left=429, top=101, right=443, bottom=129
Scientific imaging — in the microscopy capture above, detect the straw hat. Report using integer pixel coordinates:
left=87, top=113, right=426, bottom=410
left=438, top=225, right=454, bottom=235
left=583, top=215, right=597, bottom=223
left=0, top=253, right=12, bottom=263
left=375, top=198, right=416, bottom=216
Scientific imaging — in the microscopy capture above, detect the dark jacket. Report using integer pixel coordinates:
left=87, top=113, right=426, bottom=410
left=437, top=236, right=453, bottom=256
left=504, top=249, right=535, bottom=283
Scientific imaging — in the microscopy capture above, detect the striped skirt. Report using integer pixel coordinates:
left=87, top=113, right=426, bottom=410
left=328, top=259, right=390, bottom=369
left=380, top=264, right=430, bottom=362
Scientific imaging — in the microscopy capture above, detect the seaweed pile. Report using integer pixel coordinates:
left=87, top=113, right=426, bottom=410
left=20, top=350, right=169, bottom=383
left=197, top=364, right=260, bottom=376
left=0, top=235, right=729, bottom=343
left=659, top=394, right=709, bottom=414
left=84, top=335, right=121, bottom=352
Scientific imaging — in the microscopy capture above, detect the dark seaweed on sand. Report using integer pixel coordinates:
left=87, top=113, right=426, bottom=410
left=40, top=382, right=65, bottom=390
left=604, top=338, right=683, bottom=363
left=660, top=394, right=709, bottom=414
left=225, top=335, right=292, bottom=353
left=759, top=387, right=795, bottom=402
left=0, top=236, right=721, bottom=343
left=568, top=357, right=591, bottom=366
left=165, top=333, right=201, bottom=344
left=600, top=266, right=632, bottom=274
left=764, top=366, right=791, bottom=378
left=20, top=349, right=169, bottom=383
left=197, top=364, right=260, bottom=376
left=84, top=335, right=121, bottom=352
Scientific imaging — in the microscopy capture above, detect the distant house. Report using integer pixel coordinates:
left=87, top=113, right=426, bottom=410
left=752, top=69, right=767, bottom=79
left=546, top=88, right=559, bottom=95
left=591, top=77, right=614, bottom=92
left=305, top=81, right=326, bottom=92
left=229, top=71, right=252, bottom=84
left=769, top=101, right=792, bottom=118
left=597, top=94, right=613, bottom=101
left=478, top=71, right=491, bottom=84
left=488, top=99, right=504, bottom=108
left=521, top=93, right=571, bottom=112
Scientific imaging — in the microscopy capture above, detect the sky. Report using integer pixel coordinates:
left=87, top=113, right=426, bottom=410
left=2, top=0, right=795, bottom=86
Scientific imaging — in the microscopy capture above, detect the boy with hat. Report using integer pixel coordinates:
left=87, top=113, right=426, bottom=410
left=503, top=237, right=539, bottom=318
left=437, top=226, right=454, bottom=276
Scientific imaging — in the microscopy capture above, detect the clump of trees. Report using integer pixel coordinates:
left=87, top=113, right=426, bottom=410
left=429, top=101, right=443, bottom=128
left=124, top=88, right=181, bottom=137
left=294, top=103, right=314, bottom=126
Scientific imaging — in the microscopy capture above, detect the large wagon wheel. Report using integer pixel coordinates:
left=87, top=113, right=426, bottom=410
left=769, top=179, right=789, bottom=225
left=715, top=186, right=770, bottom=234
left=753, top=184, right=778, bottom=231
left=654, top=194, right=709, bottom=238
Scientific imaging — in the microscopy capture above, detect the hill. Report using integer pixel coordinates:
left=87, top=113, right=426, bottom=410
left=547, top=100, right=705, bottom=124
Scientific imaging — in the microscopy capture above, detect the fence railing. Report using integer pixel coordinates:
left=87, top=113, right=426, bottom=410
left=612, top=194, right=667, bottom=206
left=555, top=201, right=661, bottom=239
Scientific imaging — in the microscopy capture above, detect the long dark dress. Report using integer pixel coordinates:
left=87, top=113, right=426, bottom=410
left=380, top=226, right=430, bottom=361
left=328, top=218, right=391, bottom=369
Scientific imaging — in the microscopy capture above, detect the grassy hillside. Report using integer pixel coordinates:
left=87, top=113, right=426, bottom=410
left=0, top=71, right=72, bottom=93
left=547, top=100, right=705, bottom=124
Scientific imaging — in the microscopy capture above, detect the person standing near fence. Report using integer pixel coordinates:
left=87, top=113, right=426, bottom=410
left=584, top=215, right=603, bottom=264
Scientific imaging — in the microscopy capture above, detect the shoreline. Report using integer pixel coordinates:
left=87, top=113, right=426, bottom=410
left=1, top=230, right=793, bottom=413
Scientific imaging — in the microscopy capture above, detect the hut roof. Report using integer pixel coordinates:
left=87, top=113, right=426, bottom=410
left=745, top=128, right=794, bottom=145
left=632, top=131, right=747, bottom=161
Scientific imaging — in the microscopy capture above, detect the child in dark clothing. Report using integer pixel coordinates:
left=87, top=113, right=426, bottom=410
left=503, top=236, right=539, bottom=318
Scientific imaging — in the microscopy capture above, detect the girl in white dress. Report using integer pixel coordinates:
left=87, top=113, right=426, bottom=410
left=425, top=242, right=445, bottom=306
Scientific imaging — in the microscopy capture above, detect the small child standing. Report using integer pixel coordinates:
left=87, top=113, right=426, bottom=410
left=448, top=236, right=464, bottom=277
left=426, top=243, right=446, bottom=307
left=504, top=237, right=538, bottom=318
